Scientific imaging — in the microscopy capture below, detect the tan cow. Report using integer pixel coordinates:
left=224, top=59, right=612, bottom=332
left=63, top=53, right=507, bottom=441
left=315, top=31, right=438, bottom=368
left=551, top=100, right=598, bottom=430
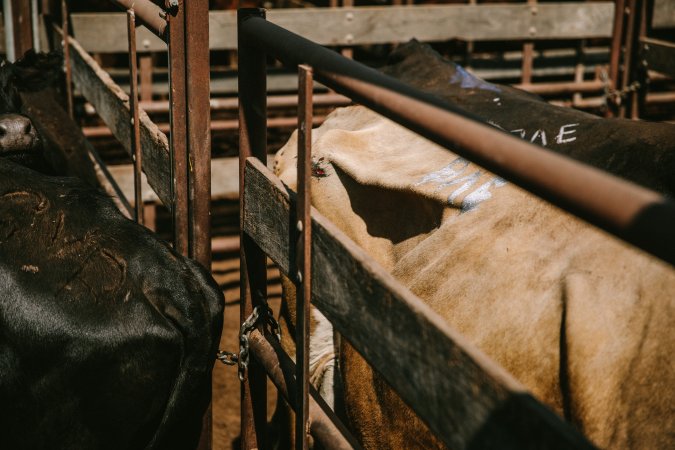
left=273, top=105, right=675, bottom=449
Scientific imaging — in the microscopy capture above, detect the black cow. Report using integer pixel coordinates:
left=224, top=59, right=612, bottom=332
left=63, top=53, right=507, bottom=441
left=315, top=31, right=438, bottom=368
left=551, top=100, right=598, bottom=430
left=381, top=40, right=675, bottom=197
left=0, top=53, right=224, bottom=450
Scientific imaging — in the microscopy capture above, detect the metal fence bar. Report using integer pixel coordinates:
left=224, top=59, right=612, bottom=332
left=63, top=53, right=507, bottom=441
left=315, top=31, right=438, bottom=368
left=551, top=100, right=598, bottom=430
left=127, top=9, right=144, bottom=226
left=238, top=13, right=675, bottom=264
left=167, top=2, right=189, bottom=255
left=109, top=0, right=168, bottom=41
left=183, top=1, right=213, bottom=447
left=11, top=0, right=32, bottom=56
left=185, top=0, right=212, bottom=268
left=61, top=0, right=73, bottom=118
left=295, top=64, right=314, bottom=450
left=237, top=8, right=269, bottom=450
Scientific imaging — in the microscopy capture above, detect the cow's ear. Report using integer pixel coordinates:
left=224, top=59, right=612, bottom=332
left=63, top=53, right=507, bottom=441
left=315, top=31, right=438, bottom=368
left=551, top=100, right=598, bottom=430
left=12, top=50, right=64, bottom=94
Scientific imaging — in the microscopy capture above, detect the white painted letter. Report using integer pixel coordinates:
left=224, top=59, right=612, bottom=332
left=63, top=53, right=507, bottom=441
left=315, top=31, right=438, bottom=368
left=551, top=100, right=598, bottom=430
left=530, top=129, right=547, bottom=146
left=510, top=129, right=527, bottom=139
left=555, top=123, right=580, bottom=144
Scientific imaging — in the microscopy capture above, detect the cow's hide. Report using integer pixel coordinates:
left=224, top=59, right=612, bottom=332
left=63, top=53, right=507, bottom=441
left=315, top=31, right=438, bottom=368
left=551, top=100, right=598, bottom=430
left=274, top=104, right=674, bottom=449
left=381, top=40, right=675, bottom=197
left=0, top=51, right=224, bottom=450
left=0, top=159, right=224, bottom=450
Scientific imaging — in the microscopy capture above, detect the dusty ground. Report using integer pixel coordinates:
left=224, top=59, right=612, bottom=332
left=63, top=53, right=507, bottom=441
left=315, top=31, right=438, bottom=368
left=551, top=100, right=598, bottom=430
left=211, top=254, right=282, bottom=450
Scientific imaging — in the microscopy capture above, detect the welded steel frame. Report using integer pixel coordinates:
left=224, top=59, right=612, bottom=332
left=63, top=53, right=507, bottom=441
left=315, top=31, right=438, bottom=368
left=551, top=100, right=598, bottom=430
left=237, top=7, right=675, bottom=449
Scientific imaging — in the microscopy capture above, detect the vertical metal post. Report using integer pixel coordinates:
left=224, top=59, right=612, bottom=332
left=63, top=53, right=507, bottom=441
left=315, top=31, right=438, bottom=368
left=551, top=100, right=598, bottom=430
left=521, top=0, right=537, bottom=85
left=630, top=0, right=648, bottom=119
left=9, top=0, right=33, bottom=59
left=238, top=8, right=268, bottom=450
left=618, top=0, right=638, bottom=118
left=341, top=0, right=353, bottom=59
left=31, top=0, right=41, bottom=52
left=140, top=55, right=153, bottom=102
left=167, top=0, right=189, bottom=255
left=3, top=0, right=15, bottom=62
left=184, top=0, right=211, bottom=267
left=608, top=0, right=627, bottom=117
left=61, top=0, right=73, bottom=118
left=127, top=9, right=144, bottom=226
left=295, top=64, right=314, bottom=450
left=573, top=40, right=586, bottom=107
left=184, top=0, right=212, bottom=447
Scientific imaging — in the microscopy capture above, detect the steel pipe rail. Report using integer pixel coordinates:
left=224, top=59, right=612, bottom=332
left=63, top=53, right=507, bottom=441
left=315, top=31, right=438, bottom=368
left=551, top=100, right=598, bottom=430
left=247, top=330, right=361, bottom=450
left=107, top=0, right=168, bottom=42
left=239, top=11, right=675, bottom=266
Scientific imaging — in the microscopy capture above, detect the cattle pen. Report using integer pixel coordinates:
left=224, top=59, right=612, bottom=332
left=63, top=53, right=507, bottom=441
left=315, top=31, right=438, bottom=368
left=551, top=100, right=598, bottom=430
left=1, top=1, right=675, bottom=450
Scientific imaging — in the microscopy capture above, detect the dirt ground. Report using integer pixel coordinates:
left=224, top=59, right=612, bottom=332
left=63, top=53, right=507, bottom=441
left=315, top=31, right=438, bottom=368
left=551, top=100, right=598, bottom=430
left=211, top=255, right=282, bottom=450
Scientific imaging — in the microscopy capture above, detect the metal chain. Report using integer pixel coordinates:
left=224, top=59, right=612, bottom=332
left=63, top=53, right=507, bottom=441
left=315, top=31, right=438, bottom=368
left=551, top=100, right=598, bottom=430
left=600, top=69, right=641, bottom=107
left=216, top=303, right=281, bottom=382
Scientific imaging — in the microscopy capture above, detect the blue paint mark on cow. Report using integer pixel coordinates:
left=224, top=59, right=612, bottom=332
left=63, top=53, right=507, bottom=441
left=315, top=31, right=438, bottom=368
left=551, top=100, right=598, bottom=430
left=450, top=66, right=501, bottom=92
left=415, top=158, right=507, bottom=213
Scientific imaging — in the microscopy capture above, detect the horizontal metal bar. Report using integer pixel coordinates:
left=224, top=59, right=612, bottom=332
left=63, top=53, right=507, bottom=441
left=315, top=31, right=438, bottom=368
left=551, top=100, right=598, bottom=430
left=106, top=0, right=168, bottom=42
left=84, top=93, right=351, bottom=115
left=641, top=37, right=675, bottom=78
left=514, top=80, right=605, bottom=95
left=82, top=115, right=326, bottom=137
left=247, top=329, right=361, bottom=450
left=239, top=14, right=675, bottom=266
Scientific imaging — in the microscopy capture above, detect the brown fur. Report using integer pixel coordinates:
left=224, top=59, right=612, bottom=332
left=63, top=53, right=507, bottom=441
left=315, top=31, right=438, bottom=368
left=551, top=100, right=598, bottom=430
left=274, top=105, right=675, bottom=449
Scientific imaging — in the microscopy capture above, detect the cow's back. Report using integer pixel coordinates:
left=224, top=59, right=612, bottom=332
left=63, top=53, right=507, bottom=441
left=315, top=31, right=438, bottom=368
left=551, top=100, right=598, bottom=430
left=274, top=106, right=675, bottom=449
left=0, top=159, right=223, bottom=450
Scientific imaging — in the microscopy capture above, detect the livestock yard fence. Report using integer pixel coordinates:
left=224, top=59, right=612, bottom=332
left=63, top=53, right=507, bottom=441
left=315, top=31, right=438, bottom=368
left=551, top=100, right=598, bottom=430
left=2, top=1, right=675, bottom=449
left=234, top=5, right=675, bottom=450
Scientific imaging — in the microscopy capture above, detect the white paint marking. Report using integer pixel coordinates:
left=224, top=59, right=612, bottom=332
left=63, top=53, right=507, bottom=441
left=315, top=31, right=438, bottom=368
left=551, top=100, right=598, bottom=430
left=530, top=129, right=547, bottom=146
left=555, top=123, right=580, bottom=144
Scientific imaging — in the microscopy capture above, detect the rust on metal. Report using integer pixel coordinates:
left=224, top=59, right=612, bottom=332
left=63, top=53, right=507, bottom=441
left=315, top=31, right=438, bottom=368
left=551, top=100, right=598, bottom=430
left=108, top=0, right=168, bottom=41
left=82, top=115, right=327, bottom=138
left=295, top=64, right=314, bottom=450
left=183, top=0, right=213, bottom=447
left=618, top=0, right=638, bottom=118
left=184, top=0, right=212, bottom=268
left=167, top=0, right=189, bottom=255
left=238, top=8, right=269, bottom=450
left=127, top=9, right=144, bottom=225
left=520, top=0, right=537, bottom=84
left=607, top=0, right=627, bottom=116
left=139, top=55, right=153, bottom=102
left=61, top=0, right=74, bottom=118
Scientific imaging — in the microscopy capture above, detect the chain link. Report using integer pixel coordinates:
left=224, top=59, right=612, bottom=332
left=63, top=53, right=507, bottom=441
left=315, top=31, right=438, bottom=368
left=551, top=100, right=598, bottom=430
left=216, top=303, right=281, bottom=382
left=600, top=69, right=641, bottom=107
